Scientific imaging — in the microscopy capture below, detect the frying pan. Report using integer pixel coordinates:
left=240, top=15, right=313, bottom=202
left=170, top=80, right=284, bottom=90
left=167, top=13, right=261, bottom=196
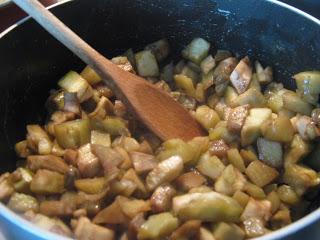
left=0, top=0, right=319, bottom=239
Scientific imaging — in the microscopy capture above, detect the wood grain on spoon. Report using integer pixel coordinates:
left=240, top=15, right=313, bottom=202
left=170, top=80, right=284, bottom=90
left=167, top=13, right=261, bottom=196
left=12, top=0, right=205, bottom=141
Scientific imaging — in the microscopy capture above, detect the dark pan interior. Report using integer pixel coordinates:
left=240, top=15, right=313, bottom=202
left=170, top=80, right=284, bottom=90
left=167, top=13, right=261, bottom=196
left=0, top=0, right=320, bottom=210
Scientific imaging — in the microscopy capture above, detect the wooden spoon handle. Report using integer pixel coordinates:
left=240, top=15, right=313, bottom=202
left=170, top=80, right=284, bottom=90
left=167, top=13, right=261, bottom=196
left=12, top=0, right=116, bottom=80
left=12, top=0, right=206, bottom=141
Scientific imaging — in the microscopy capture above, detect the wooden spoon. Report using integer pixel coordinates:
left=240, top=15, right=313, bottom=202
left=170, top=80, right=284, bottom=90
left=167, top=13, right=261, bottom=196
left=13, top=0, right=205, bottom=141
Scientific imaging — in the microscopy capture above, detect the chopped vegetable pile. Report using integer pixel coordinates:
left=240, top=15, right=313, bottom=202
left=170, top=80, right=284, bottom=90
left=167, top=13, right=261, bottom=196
left=2, top=37, right=320, bottom=240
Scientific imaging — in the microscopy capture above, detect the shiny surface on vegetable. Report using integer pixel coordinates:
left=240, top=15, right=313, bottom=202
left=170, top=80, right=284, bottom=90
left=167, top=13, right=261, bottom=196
left=173, top=192, right=243, bottom=222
